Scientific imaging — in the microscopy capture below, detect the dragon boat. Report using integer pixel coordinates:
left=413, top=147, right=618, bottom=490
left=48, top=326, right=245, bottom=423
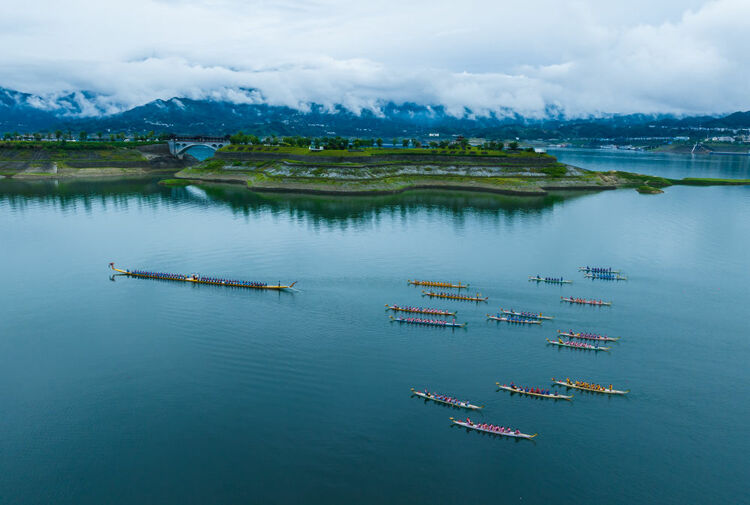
left=551, top=378, right=629, bottom=395
left=410, top=388, right=483, bottom=409
left=578, top=267, right=621, bottom=274
left=529, top=276, right=573, bottom=284
left=557, top=330, right=619, bottom=342
left=560, top=297, right=612, bottom=306
left=486, top=314, right=541, bottom=325
left=422, top=290, right=488, bottom=302
left=546, top=338, right=610, bottom=351
left=499, top=308, right=554, bottom=320
left=109, top=263, right=297, bottom=290
left=408, top=280, right=468, bottom=289
left=385, top=304, right=456, bottom=316
left=450, top=418, right=537, bottom=440
left=584, top=273, right=628, bottom=281
left=389, top=316, right=466, bottom=328
left=496, top=382, right=573, bottom=400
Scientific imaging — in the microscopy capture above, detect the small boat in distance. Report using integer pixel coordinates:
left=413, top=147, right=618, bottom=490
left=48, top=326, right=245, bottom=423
left=450, top=417, right=537, bottom=440
left=585, top=273, right=628, bottom=280
left=389, top=316, right=466, bottom=328
left=411, top=388, right=483, bottom=409
left=546, top=338, right=610, bottom=351
left=422, top=290, right=488, bottom=302
left=486, top=314, right=541, bottom=325
left=408, top=279, right=468, bottom=289
left=109, top=263, right=296, bottom=290
left=558, top=330, right=619, bottom=342
left=529, top=276, right=573, bottom=284
left=561, top=297, right=612, bottom=306
left=385, top=304, right=456, bottom=316
left=551, top=378, right=629, bottom=395
left=578, top=266, right=621, bottom=274
left=499, top=308, right=554, bottom=320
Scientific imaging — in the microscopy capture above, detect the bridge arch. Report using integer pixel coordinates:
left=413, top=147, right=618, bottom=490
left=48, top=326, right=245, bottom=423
left=167, top=136, right=230, bottom=156
left=173, top=142, right=227, bottom=156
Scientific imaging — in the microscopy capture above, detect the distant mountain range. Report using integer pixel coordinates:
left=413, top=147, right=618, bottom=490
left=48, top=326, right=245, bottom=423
left=2, top=87, right=749, bottom=139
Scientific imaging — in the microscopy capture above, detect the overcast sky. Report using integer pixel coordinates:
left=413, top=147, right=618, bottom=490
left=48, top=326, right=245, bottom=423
left=1, top=0, right=748, bottom=117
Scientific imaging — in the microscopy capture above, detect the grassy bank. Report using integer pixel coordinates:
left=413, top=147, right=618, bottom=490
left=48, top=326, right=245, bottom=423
left=674, top=177, right=750, bottom=186
left=175, top=150, right=617, bottom=196
left=158, top=178, right=193, bottom=187
left=636, top=185, right=664, bottom=194
left=0, top=141, right=192, bottom=177
left=174, top=154, right=750, bottom=197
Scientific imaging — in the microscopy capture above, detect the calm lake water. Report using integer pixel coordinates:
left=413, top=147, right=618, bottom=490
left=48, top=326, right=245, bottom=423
left=1, top=151, right=748, bottom=504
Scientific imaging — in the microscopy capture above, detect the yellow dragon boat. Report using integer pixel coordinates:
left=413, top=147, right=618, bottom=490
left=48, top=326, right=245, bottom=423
left=551, top=378, right=629, bottom=395
left=109, top=263, right=297, bottom=290
left=408, top=279, right=468, bottom=289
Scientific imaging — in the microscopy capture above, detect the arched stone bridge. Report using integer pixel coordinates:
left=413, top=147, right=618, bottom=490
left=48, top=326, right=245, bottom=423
left=167, top=135, right=230, bottom=156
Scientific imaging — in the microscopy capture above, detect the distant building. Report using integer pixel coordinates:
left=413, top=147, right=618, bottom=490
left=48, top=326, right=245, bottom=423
left=428, top=133, right=440, bottom=137
left=308, top=145, right=324, bottom=151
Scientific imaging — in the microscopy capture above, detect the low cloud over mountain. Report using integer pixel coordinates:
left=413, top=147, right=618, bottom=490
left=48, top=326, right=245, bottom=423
left=1, top=1, right=749, bottom=119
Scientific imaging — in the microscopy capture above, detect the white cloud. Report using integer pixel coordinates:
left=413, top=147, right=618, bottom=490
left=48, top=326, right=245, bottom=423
left=0, top=0, right=748, bottom=117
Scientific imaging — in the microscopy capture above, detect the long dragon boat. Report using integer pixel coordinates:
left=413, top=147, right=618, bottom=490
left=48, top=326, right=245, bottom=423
left=450, top=417, right=537, bottom=440
left=499, top=308, right=554, bottom=320
left=385, top=304, right=456, bottom=316
left=486, top=314, right=541, bottom=325
left=529, top=276, right=573, bottom=284
left=408, top=280, right=468, bottom=289
left=422, top=290, right=488, bottom=302
left=561, top=296, right=612, bottom=306
left=411, top=388, right=483, bottom=409
left=389, top=316, right=466, bottom=328
left=578, top=266, right=621, bottom=274
left=558, top=330, right=619, bottom=342
left=109, top=263, right=297, bottom=290
left=551, top=378, right=629, bottom=395
left=546, top=338, right=610, bottom=351
left=584, top=273, right=628, bottom=281
left=495, top=382, right=573, bottom=400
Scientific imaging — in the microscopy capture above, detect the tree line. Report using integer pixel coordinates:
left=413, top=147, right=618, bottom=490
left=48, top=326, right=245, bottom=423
left=228, top=132, right=518, bottom=151
left=2, top=130, right=170, bottom=142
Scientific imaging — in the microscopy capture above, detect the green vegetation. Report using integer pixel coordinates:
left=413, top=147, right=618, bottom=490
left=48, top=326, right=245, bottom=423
left=158, top=179, right=193, bottom=187
left=225, top=132, right=513, bottom=153
left=540, top=163, right=569, bottom=177
left=636, top=185, right=664, bottom=194
left=218, top=144, right=537, bottom=158
left=611, top=171, right=674, bottom=188
left=0, top=140, right=161, bottom=150
left=243, top=173, right=548, bottom=195
left=674, top=177, right=750, bottom=186
left=0, top=141, right=187, bottom=178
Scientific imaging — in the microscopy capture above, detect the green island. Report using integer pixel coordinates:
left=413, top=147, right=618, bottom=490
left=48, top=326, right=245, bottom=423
left=636, top=185, right=664, bottom=194
left=171, top=145, right=750, bottom=196
left=1, top=141, right=749, bottom=196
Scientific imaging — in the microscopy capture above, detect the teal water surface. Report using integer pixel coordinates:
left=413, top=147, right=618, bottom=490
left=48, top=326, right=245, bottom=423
left=550, top=147, right=750, bottom=179
left=0, top=152, right=748, bottom=504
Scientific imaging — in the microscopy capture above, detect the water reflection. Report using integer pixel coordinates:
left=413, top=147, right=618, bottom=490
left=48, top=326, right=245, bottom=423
left=0, top=177, right=591, bottom=226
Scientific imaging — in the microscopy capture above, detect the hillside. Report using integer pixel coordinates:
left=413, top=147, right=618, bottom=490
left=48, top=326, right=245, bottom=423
left=3, top=87, right=750, bottom=140
left=0, top=142, right=194, bottom=178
